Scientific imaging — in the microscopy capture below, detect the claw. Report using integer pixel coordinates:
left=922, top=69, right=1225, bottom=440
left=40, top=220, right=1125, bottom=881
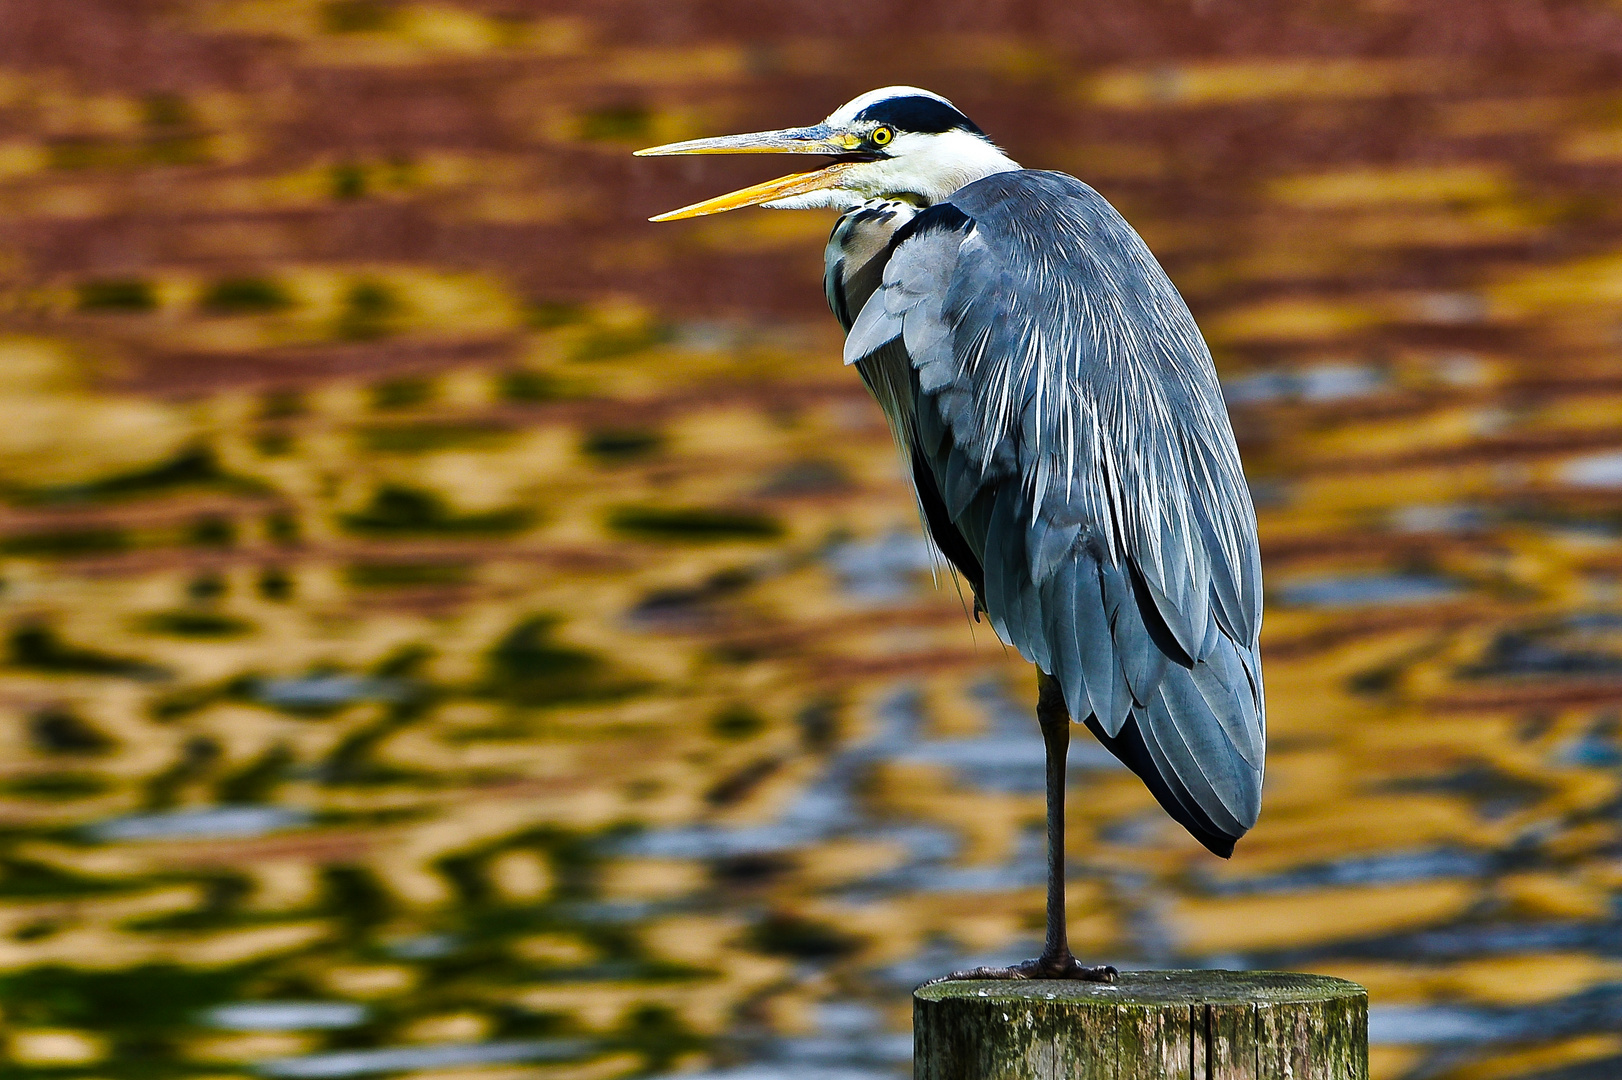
left=920, top=958, right=1117, bottom=988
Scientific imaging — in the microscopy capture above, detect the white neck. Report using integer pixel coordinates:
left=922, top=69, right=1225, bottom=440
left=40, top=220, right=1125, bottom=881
left=765, top=129, right=1020, bottom=212
left=863, top=129, right=1021, bottom=205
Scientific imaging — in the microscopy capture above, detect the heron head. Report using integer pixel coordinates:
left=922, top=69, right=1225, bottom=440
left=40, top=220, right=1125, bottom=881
left=635, top=86, right=1019, bottom=221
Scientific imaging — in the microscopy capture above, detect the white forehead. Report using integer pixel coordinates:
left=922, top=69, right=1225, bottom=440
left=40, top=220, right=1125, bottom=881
left=825, top=86, right=957, bottom=126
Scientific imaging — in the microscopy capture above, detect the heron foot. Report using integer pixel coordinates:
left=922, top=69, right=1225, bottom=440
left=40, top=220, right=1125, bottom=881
left=921, top=956, right=1117, bottom=987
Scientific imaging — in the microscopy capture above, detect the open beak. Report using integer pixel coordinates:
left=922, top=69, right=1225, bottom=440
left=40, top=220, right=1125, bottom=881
left=635, top=125, right=862, bottom=222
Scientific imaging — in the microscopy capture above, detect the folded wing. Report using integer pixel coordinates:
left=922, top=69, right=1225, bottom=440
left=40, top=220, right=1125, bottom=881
left=844, top=170, right=1265, bottom=856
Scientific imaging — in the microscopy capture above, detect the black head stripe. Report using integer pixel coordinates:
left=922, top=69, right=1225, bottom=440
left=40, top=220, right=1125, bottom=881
left=853, top=95, right=984, bottom=136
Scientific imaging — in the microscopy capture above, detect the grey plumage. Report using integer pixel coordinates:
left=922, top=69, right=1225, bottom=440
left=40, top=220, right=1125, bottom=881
left=640, top=88, right=1262, bottom=979
left=833, top=170, right=1264, bottom=856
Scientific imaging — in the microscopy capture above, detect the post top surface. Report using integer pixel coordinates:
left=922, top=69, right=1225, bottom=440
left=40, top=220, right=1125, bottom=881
left=914, top=970, right=1365, bottom=1007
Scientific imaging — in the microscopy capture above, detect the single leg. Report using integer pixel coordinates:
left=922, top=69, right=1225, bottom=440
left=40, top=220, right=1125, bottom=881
left=922, top=671, right=1117, bottom=985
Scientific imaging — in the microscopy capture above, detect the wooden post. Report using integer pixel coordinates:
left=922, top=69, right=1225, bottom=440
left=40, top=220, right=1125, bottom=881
left=914, top=970, right=1366, bottom=1080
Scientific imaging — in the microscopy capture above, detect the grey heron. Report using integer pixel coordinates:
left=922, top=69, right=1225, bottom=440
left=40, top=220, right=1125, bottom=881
left=637, top=87, right=1263, bottom=982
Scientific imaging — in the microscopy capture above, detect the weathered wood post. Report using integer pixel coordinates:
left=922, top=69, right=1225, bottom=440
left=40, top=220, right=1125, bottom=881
left=915, top=971, right=1367, bottom=1080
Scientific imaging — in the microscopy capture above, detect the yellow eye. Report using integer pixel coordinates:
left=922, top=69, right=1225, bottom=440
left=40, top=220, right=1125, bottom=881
left=871, top=125, right=893, bottom=146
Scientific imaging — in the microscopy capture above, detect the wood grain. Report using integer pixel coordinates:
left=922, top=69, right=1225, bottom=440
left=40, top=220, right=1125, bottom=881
left=914, top=971, right=1367, bottom=1080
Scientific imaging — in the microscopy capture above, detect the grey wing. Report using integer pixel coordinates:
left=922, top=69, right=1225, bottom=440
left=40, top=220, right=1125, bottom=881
left=846, top=171, right=1265, bottom=856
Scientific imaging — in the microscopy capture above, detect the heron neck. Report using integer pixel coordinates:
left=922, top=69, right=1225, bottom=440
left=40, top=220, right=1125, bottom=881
left=921, top=129, right=1018, bottom=204
left=880, top=129, right=1021, bottom=205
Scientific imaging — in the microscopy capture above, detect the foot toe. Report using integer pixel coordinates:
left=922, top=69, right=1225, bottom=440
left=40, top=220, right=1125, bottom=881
left=921, top=959, right=1119, bottom=987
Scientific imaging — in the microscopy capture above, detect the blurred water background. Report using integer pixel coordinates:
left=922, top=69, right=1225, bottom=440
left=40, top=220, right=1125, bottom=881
left=1, top=1, right=1622, bottom=1077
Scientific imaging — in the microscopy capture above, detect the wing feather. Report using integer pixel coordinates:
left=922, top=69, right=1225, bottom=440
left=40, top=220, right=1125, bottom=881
left=842, top=170, right=1265, bottom=856
left=1107, top=562, right=1170, bottom=709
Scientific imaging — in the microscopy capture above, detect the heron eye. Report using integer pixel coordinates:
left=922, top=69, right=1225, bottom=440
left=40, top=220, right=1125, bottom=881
left=871, top=125, right=893, bottom=146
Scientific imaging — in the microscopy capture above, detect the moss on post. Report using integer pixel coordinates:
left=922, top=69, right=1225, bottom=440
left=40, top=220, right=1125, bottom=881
left=914, top=970, right=1367, bottom=1080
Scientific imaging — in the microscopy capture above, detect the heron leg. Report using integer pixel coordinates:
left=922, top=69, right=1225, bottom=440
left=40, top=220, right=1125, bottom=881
left=921, top=671, right=1118, bottom=986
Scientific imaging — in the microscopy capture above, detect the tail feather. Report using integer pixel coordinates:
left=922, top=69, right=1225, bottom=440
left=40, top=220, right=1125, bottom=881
left=1084, top=711, right=1242, bottom=859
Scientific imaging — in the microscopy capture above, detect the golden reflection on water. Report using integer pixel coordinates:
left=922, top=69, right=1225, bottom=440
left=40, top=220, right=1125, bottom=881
left=0, top=3, right=1621, bottom=1078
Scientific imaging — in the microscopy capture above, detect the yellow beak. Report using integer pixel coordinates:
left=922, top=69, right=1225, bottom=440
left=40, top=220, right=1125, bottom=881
left=635, top=125, right=863, bottom=222
left=644, top=161, right=863, bottom=222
